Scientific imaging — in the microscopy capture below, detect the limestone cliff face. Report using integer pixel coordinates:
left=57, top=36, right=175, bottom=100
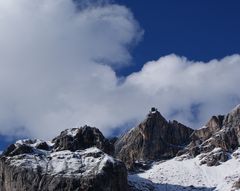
left=191, top=115, right=224, bottom=142
left=0, top=127, right=127, bottom=191
left=114, top=108, right=194, bottom=169
left=178, top=105, right=240, bottom=166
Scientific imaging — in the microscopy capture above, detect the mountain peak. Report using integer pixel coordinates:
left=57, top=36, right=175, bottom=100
left=231, top=104, right=240, bottom=113
left=143, top=107, right=167, bottom=123
left=227, top=104, right=240, bottom=121
left=149, top=107, right=158, bottom=114
left=115, top=108, right=193, bottom=169
left=53, top=125, right=114, bottom=155
left=147, top=107, right=162, bottom=116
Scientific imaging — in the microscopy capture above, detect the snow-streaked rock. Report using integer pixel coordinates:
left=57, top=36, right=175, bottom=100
left=0, top=128, right=127, bottom=191
left=5, top=147, right=115, bottom=177
left=178, top=104, right=240, bottom=164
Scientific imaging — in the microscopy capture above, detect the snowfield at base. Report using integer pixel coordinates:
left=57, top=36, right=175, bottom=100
left=6, top=147, right=115, bottom=177
left=130, top=148, right=240, bottom=191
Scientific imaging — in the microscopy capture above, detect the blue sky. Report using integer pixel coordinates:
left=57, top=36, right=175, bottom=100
left=115, top=0, right=240, bottom=76
left=0, top=0, right=240, bottom=151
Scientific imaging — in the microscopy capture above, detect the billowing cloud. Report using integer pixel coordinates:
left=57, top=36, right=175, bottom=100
left=0, top=0, right=239, bottom=140
left=0, top=0, right=142, bottom=138
left=124, top=54, right=240, bottom=128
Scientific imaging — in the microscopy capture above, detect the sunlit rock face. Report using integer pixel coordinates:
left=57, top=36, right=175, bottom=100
left=114, top=108, right=194, bottom=169
left=178, top=105, right=240, bottom=166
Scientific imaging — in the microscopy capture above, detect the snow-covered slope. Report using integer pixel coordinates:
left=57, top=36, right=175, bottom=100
left=129, top=148, right=240, bottom=191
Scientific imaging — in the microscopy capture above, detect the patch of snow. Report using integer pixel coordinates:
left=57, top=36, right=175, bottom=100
left=131, top=151, right=240, bottom=191
left=206, top=147, right=222, bottom=153
left=46, top=141, right=55, bottom=147
left=232, top=148, right=240, bottom=160
left=81, top=147, right=100, bottom=154
left=198, top=125, right=208, bottom=130
left=15, top=139, right=54, bottom=148
left=66, top=128, right=79, bottom=137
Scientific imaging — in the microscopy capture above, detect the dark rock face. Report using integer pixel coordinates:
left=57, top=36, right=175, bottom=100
left=198, top=148, right=228, bottom=166
left=53, top=125, right=114, bottom=155
left=115, top=108, right=194, bottom=169
left=0, top=127, right=128, bottom=191
left=233, top=179, right=240, bottom=190
left=178, top=105, right=240, bottom=165
left=36, top=142, right=51, bottom=150
left=2, top=144, right=34, bottom=157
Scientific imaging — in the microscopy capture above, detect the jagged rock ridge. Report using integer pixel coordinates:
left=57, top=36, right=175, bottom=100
left=178, top=104, right=240, bottom=166
left=0, top=127, right=127, bottom=191
left=127, top=105, right=240, bottom=191
left=114, top=107, right=194, bottom=169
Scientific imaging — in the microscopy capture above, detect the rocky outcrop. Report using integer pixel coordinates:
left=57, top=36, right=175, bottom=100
left=0, top=128, right=127, bottom=191
left=114, top=108, right=194, bottom=169
left=178, top=104, right=240, bottom=166
left=190, top=115, right=224, bottom=141
left=198, top=148, right=228, bottom=166
left=233, top=179, right=240, bottom=190
left=53, top=125, right=114, bottom=155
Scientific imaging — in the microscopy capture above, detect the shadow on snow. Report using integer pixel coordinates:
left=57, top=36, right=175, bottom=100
left=128, top=174, right=216, bottom=191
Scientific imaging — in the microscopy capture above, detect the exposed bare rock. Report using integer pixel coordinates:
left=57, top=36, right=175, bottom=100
left=198, top=148, right=228, bottom=166
left=232, top=178, right=240, bottom=190
left=2, top=143, right=34, bottom=157
left=35, top=141, right=51, bottom=150
left=0, top=129, right=127, bottom=191
left=191, top=115, right=224, bottom=141
left=115, top=107, right=194, bottom=169
left=178, top=104, right=240, bottom=165
left=53, top=125, right=114, bottom=155
left=224, top=104, right=240, bottom=128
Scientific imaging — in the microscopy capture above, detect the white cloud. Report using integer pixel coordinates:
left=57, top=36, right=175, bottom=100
left=0, top=0, right=239, bottom=140
left=0, top=0, right=142, bottom=138
left=124, top=54, right=240, bottom=128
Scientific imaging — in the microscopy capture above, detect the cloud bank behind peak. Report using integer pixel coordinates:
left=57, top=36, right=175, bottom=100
left=0, top=0, right=239, bottom=139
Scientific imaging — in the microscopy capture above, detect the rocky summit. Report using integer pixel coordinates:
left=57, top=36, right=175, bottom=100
left=52, top=125, right=114, bottom=155
left=0, top=127, right=127, bottom=191
left=114, top=107, right=194, bottom=169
